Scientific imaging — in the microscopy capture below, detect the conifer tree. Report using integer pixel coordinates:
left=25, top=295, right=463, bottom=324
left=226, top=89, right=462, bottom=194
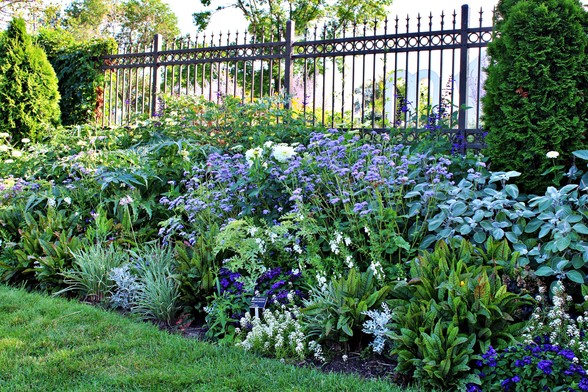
left=483, top=0, right=588, bottom=193
left=0, top=18, right=60, bottom=143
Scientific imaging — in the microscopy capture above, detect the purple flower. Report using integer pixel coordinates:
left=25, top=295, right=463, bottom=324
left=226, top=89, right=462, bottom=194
left=537, top=360, right=553, bottom=375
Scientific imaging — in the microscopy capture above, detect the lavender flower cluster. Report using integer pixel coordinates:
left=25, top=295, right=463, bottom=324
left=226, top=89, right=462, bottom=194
left=158, top=129, right=457, bottom=246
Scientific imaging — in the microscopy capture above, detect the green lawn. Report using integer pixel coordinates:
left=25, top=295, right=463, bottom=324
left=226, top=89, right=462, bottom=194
left=0, top=285, right=411, bottom=391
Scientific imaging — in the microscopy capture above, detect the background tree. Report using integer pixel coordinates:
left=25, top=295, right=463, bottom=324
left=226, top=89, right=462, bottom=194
left=64, top=0, right=121, bottom=41
left=193, top=0, right=394, bottom=38
left=0, top=17, right=61, bottom=142
left=482, top=0, right=588, bottom=193
left=117, top=0, right=179, bottom=46
left=64, top=0, right=179, bottom=45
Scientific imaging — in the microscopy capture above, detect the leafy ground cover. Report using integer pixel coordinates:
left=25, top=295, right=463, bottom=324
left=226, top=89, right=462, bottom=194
left=0, top=94, right=587, bottom=390
left=0, top=284, right=410, bottom=392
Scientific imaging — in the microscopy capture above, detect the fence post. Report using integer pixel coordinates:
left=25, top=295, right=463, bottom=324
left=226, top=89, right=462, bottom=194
left=458, top=4, right=469, bottom=152
left=283, top=20, right=295, bottom=109
left=151, top=34, right=163, bottom=117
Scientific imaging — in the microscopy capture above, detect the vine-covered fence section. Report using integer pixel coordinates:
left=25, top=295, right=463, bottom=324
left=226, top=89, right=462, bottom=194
left=100, top=4, right=493, bottom=149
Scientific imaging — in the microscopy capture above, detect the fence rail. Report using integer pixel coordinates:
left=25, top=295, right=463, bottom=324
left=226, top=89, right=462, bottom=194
left=100, top=4, right=494, bottom=150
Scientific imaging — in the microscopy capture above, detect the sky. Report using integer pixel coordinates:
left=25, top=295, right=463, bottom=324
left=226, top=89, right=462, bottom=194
left=163, top=0, right=503, bottom=36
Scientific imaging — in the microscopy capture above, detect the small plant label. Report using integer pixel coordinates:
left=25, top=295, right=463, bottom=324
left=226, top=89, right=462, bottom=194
left=250, top=296, right=267, bottom=318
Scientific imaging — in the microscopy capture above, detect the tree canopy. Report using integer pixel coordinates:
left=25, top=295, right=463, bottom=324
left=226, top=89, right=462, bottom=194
left=193, top=0, right=394, bottom=38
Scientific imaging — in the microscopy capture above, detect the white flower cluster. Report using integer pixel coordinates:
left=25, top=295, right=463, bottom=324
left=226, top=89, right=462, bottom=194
left=315, top=273, right=328, bottom=292
left=362, top=303, right=393, bottom=354
left=522, top=281, right=588, bottom=365
left=237, top=307, right=323, bottom=361
left=244, top=141, right=297, bottom=166
left=271, top=144, right=297, bottom=163
left=119, top=195, right=134, bottom=206
left=369, top=259, right=385, bottom=281
left=328, top=231, right=351, bottom=255
left=245, top=147, right=263, bottom=166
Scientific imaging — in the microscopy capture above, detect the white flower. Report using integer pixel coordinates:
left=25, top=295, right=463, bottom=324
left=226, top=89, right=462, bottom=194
left=11, top=150, right=22, bottom=158
left=63, top=197, right=72, bottom=205
left=342, top=354, right=348, bottom=362
left=47, top=198, right=56, bottom=207
left=21, top=138, right=30, bottom=144
left=546, top=151, right=560, bottom=159
left=119, top=195, right=133, bottom=206
left=0, top=133, right=10, bottom=138
left=245, top=147, right=263, bottom=165
left=271, top=144, right=296, bottom=163
left=0, top=145, right=9, bottom=152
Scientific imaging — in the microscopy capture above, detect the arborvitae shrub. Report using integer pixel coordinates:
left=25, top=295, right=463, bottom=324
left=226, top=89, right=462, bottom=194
left=0, top=18, right=61, bottom=143
left=483, top=0, right=588, bottom=194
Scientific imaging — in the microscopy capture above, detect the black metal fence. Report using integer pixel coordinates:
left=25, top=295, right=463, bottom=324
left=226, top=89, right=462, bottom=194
left=101, top=4, right=493, bottom=149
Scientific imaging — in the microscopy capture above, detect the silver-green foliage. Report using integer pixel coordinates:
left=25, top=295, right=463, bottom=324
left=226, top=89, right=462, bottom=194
left=410, top=159, right=588, bottom=285
left=131, top=244, right=180, bottom=325
left=109, top=264, right=140, bottom=311
left=58, top=243, right=128, bottom=302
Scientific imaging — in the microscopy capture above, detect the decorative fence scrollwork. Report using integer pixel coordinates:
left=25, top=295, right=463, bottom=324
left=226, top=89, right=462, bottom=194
left=101, top=4, right=494, bottom=150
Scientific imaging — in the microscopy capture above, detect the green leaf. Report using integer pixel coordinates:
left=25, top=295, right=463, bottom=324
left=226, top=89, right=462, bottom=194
left=567, top=270, right=585, bottom=284
left=573, top=150, right=588, bottom=160
left=573, top=223, right=588, bottom=235
left=555, top=236, right=571, bottom=252
left=535, top=266, right=555, bottom=276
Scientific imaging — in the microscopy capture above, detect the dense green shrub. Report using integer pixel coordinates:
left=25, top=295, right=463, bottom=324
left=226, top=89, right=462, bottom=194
left=388, top=240, right=532, bottom=391
left=37, top=28, right=117, bottom=126
left=483, top=0, right=588, bottom=194
left=0, top=18, right=61, bottom=143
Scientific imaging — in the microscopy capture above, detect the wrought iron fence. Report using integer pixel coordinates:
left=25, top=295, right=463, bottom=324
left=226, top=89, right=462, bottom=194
left=101, top=4, right=493, bottom=149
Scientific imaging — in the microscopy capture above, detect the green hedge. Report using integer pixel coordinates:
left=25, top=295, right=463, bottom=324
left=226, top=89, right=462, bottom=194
left=483, top=0, right=588, bottom=194
left=37, top=29, right=117, bottom=126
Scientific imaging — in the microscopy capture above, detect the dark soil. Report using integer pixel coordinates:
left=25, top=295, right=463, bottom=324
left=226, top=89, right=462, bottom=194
left=303, top=352, right=413, bottom=387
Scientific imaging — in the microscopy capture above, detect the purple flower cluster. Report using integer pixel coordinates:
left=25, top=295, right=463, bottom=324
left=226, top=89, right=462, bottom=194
left=254, top=267, right=306, bottom=306
left=218, top=267, right=245, bottom=295
left=470, top=338, right=588, bottom=391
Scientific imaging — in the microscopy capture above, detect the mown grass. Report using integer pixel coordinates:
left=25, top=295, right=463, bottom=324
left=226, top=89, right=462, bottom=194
left=0, top=285, right=414, bottom=391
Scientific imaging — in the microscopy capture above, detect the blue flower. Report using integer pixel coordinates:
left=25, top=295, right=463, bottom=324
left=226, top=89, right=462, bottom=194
left=579, top=377, right=588, bottom=391
left=537, top=360, right=553, bottom=375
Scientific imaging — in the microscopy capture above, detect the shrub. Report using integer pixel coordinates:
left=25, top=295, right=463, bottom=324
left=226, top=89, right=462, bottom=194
left=0, top=18, right=61, bottom=143
left=483, top=0, right=588, bottom=193
left=388, top=240, right=532, bottom=390
left=36, top=28, right=117, bottom=126
left=57, top=243, right=128, bottom=303
left=302, top=268, right=390, bottom=350
left=109, top=264, right=141, bottom=311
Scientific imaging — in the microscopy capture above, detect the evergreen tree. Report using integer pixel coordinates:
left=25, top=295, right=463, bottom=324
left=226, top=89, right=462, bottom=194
left=0, top=17, right=60, bottom=143
left=483, top=0, right=588, bottom=193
